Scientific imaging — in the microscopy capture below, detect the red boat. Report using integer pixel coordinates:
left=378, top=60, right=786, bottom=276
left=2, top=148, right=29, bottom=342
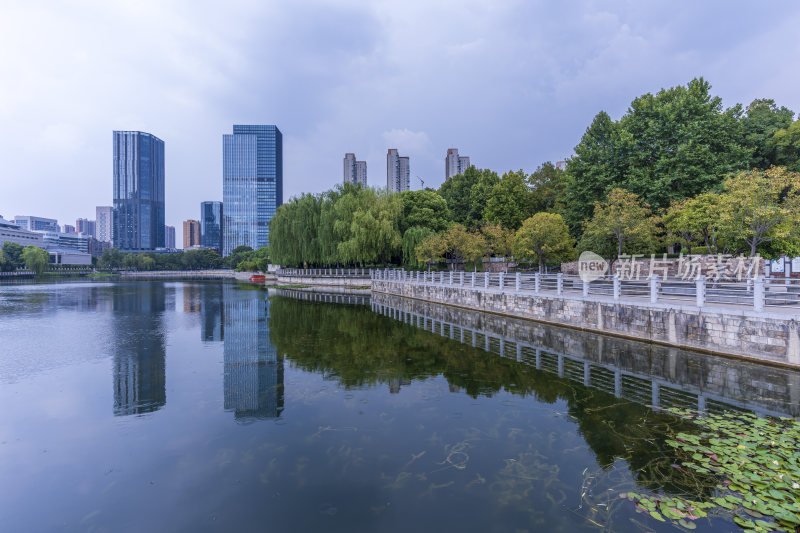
left=248, top=274, right=266, bottom=283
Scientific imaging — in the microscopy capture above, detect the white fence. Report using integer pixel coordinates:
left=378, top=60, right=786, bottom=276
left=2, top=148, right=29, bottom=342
left=373, top=269, right=800, bottom=312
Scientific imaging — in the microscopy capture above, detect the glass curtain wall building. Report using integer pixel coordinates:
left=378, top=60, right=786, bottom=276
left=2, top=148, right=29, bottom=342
left=112, top=131, right=165, bottom=251
left=222, top=125, right=282, bottom=256
left=200, top=201, right=223, bottom=252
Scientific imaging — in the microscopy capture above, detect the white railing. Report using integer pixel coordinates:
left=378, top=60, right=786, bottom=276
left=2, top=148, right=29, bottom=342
left=372, top=269, right=800, bottom=313
left=277, top=268, right=372, bottom=278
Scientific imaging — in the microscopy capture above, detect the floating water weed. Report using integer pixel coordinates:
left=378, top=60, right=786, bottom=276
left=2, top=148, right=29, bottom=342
left=626, top=408, right=800, bottom=532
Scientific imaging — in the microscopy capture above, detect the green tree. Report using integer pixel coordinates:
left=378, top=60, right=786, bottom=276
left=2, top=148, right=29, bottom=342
left=481, top=222, right=513, bottom=272
left=440, top=224, right=486, bottom=271
left=773, top=120, right=800, bottom=170
left=399, top=189, right=450, bottom=233
left=338, top=188, right=402, bottom=266
left=22, top=245, right=49, bottom=274
left=582, top=188, right=659, bottom=260
left=402, top=226, right=434, bottom=267
left=484, top=170, right=532, bottom=230
left=664, top=193, right=725, bottom=254
left=415, top=232, right=446, bottom=270
left=562, top=111, right=623, bottom=235
left=438, top=167, right=499, bottom=228
left=0, top=248, right=8, bottom=272
left=718, top=167, right=800, bottom=256
left=227, top=246, right=254, bottom=269
left=2, top=241, right=24, bottom=269
left=528, top=161, right=567, bottom=214
left=513, top=213, right=574, bottom=273
left=741, top=98, right=795, bottom=169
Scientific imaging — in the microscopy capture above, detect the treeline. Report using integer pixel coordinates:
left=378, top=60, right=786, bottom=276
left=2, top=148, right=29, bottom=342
left=96, top=246, right=268, bottom=272
left=271, top=77, right=800, bottom=268
left=0, top=242, right=50, bottom=274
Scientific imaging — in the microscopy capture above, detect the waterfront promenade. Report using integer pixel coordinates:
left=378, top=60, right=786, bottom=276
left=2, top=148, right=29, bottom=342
left=372, top=270, right=800, bottom=367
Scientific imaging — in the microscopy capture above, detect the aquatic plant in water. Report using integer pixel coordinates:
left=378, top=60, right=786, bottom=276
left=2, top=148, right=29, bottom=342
left=626, top=408, right=800, bottom=532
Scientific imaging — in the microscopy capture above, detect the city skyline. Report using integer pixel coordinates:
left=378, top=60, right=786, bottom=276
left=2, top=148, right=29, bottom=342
left=2, top=2, right=800, bottom=244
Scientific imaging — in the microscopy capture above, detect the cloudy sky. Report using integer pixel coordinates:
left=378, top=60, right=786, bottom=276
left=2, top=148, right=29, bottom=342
left=1, top=0, right=799, bottom=243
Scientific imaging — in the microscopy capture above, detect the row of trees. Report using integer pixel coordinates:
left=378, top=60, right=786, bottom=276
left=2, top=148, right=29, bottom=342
left=96, top=246, right=268, bottom=271
left=269, top=77, right=800, bottom=269
left=0, top=242, right=51, bottom=274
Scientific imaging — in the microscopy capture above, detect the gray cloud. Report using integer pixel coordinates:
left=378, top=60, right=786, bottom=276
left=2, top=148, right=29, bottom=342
left=1, top=0, right=799, bottom=243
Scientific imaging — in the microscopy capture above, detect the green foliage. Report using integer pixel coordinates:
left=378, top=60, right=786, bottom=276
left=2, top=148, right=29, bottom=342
left=96, top=247, right=225, bottom=271
left=513, top=213, right=574, bottom=272
left=664, top=193, right=726, bottom=254
left=403, top=226, right=434, bottom=267
left=481, top=223, right=513, bottom=260
left=528, top=161, right=567, bottom=214
left=415, top=232, right=446, bottom=269
left=773, top=119, right=800, bottom=170
left=718, top=167, right=800, bottom=256
left=337, top=188, right=402, bottom=266
left=741, top=99, right=795, bottom=169
left=22, top=245, right=49, bottom=274
left=2, top=241, right=24, bottom=269
left=438, top=167, right=499, bottom=229
left=484, top=170, right=532, bottom=230
left=400, top=189, right=450, bottom=233
left=582, top=188, right=660, bottom=259
left=627, top=408, right=800, bottom=532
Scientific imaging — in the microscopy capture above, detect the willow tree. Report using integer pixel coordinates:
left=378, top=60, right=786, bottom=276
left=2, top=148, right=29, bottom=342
left=403, top=226, right=434, bottom=267
left=338, top=188, right=402, bottom=266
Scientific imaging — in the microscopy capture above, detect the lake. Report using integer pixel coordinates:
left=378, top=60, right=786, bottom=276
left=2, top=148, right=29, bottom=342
left=0, top=281, right=797, bottom=532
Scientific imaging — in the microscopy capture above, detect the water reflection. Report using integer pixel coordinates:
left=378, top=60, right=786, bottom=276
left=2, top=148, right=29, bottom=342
left=223, top=285, right=284, bottom=420
left=111, top=284, right=167, bottom=416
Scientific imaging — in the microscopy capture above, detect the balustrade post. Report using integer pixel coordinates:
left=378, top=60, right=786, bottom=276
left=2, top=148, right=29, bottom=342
left=499, top=272, right=505, bottom=292
left=650, top=274, right=659, bottom=303
left=515, top=272, right=520, bottom=293
left=695, top=275, right=706, bottom=308
left=471, top=272, right=476, bottom=287
left=460, top=272, right=464, bottom=286
left=582, top=278, right=589, bottom=297
left=613, top=274, right=621, bottom=300
left=754, top=276, right=765, bottom=312
left=556, top=273, right=563, bottom=296
left=449, top=271, right=453, bottom=285
left=534, top=272, right=541, bottom=293
left=484, top=272, right=490, bottom=289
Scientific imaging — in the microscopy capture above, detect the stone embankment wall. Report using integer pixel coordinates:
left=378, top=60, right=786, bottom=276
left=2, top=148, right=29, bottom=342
left=372, top=281, right=800, bottom=368
left=372, top=292, right=800, bottom=417
left=275, top=275, right=370, bottom=287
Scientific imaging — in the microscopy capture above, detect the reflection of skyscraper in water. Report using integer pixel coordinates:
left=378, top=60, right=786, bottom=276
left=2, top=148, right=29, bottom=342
left=223, top=285, right=284, bottom=420
left=183, top=284, right=202, bottom=313
left=112, top=284, right=167, bottom=416
left=201, top=283, right=224, bottom=342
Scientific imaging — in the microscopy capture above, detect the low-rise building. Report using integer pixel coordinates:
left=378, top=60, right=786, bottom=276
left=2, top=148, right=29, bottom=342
left=0, top=217, right=44, bottom=249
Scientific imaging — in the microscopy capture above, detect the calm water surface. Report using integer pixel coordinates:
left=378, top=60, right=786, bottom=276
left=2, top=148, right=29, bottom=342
left=0, top=281, right=797, bottom=532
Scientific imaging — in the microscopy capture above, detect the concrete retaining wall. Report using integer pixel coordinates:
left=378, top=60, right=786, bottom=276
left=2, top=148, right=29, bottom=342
left=373, top=280, right=800, bottom=367
left=276, top=275, right=371, bottom=287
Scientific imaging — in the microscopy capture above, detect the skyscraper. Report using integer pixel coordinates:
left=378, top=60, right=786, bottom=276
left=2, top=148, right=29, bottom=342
left=183, top=220, right=201, bottom=248
left=445, top=148, right=471, bottom=180
left=343, top=153, right=367, bottom=186
left=96, top=206, right=113, bottom=243
left=165, top=225, right=176, bottom=249
left=201, top=201, right=223, bottom=252
left=112, top=131, right=165, bottom=251
left=222, top=125, right=282, bottom=256
left=386, top=148, right=410, bottom=192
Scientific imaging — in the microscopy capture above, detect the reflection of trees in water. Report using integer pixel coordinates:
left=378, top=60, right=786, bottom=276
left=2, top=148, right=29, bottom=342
left=111, top=283, right=168, bottom=416
left=268, top=295, right=708, bottom=505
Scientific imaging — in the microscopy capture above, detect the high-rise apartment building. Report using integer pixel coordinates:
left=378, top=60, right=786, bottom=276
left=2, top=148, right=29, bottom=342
left=76, top=218, right=96, bottom=237
left=165, top=225, right=176, bottom=249
left=183, top=220, right=201, bottom=248
left=96, top=206, right=113, bottom=243
left=63, top=224, right=76, bottom=234
left=201, top=201, right=223, bottom=252
left=112, top=131, right=165, bottom=251
left=445, top=148, right=471, bottom=180
left=343, top=153, right=367, bottom=186
left=222, top=125, right=282, bottom=256
left=13, top=216, right=60, bottom=233
left=386, top=149, right=410, bottom=193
